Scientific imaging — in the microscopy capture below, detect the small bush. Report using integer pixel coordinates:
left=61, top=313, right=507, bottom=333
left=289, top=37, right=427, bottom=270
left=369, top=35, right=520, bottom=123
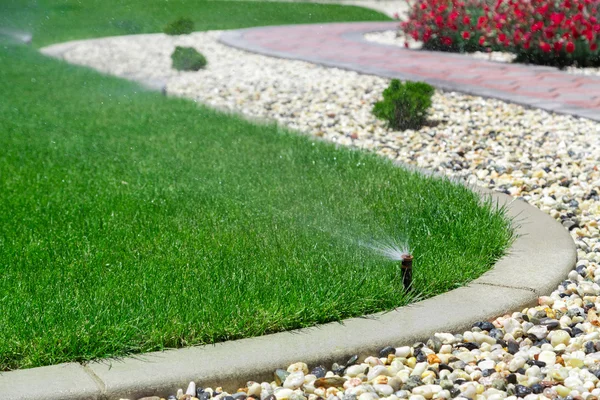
left=171, top=46, right=207, bottom=71
left=163, top=17, right=194, bottom=35
left=372, top=80, right=434, bottom=131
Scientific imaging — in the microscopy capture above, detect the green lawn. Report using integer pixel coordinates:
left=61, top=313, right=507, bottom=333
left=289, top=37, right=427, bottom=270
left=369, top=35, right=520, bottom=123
left=0, top=1, right=513, bottom=370
left=0, top=0, right=391, bottom=48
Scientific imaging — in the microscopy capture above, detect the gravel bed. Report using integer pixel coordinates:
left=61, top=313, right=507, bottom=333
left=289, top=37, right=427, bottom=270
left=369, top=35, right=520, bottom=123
left=41, top=31, right=600, bottom=400
left=364, top=30, right=600, bottom=77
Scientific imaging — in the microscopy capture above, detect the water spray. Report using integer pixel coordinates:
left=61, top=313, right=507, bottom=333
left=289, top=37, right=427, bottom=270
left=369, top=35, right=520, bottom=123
left=360, top=239, right=413, bottom=292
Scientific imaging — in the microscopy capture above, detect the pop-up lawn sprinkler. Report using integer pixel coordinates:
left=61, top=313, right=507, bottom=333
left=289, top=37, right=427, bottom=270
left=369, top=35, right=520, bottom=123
left=400, top=253, right=413, bottom=292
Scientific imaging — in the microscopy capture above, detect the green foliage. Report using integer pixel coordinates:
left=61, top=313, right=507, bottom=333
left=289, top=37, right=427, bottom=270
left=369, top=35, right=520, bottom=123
left=171, top=46, right=207, bottom=71
left=513, top=42, right=600, bottom=70
left=372, top=79, right=434, bottom=130
left=163, top=17, right=194, bottom=35
left=0, top=0, right=390, bottom=48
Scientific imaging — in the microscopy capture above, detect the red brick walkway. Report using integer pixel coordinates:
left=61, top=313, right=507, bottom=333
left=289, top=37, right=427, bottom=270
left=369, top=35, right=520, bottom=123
left=220, top=22, right=600, bottom=121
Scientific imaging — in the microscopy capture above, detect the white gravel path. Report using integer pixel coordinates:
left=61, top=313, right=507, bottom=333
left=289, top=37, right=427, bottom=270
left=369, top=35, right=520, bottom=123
left=41, top=30, right=600, bottom=400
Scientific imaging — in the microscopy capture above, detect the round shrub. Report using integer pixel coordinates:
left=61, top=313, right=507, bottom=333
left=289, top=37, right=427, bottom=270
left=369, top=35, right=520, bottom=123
left=372, top=79, right=434, bottom=131
left=171, top=46, right=207, bottom=71
left=164, top=17, right=194, bottom=35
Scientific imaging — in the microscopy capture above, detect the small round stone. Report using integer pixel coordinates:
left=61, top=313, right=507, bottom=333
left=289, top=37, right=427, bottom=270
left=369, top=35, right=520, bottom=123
left=310, top=366, right=327, bottom=379
left=379, top=346, right=396, bottom=358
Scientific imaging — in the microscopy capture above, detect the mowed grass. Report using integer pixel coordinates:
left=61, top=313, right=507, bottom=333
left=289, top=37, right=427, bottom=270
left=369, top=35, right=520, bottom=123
left=0, top=0, right=391, bottom=48
left=0, top=0, right=513, bottom=370
left=0, top=39, right=513, bottom=370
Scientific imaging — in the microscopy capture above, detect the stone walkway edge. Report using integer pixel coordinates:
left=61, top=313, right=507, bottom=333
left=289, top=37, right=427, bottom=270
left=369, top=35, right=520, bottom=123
left=218, top=22, right=600, bottom=122
left=0, top=187, right=576, bottom=400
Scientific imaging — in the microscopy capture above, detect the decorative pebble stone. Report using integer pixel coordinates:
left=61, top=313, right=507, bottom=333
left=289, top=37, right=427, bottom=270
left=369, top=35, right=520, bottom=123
left=283, top=371, right=305, bottom=390
left=275, top=369, right=290, bottom=386
left=287, top=362, right=309, bottom=374
left=379, top=346, right=396, bottom=358
left=310, top=366, right=327, bottom=379
left=314, top=377, right=347, bottom=388
left=186, top=382, right=196, bottom=396
left=551, top=330, right=571, bottom=347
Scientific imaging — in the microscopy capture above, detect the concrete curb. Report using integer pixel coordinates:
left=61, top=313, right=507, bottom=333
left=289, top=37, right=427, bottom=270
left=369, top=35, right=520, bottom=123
left=0, top=186, right=576, bottom=400
left=218, top=24, right=600, bottom=122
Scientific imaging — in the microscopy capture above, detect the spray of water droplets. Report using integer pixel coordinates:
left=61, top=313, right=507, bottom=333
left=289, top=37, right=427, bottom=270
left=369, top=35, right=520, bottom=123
left=359, top=239, right=411, bottom=261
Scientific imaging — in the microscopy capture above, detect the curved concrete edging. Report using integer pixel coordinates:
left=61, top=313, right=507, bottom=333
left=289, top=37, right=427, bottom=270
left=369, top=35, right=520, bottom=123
left=0, top=185, right=576, bottom=400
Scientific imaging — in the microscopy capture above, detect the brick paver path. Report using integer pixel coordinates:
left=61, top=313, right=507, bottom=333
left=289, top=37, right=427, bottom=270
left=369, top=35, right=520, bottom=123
left=220, top=22, right=600, bottom=121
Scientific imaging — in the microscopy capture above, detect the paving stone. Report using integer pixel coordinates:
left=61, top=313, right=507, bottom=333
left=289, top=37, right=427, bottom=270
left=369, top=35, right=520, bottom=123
left=221, top=22, right=600, bottom=120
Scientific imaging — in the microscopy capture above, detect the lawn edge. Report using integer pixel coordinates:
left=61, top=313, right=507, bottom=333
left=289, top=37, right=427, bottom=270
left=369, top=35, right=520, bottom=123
left=0, top=187, right=576, bottom=400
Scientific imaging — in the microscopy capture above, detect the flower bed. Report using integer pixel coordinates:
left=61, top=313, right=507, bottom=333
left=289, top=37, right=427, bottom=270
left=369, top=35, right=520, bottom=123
left=400, top=0, right=600, bottom=68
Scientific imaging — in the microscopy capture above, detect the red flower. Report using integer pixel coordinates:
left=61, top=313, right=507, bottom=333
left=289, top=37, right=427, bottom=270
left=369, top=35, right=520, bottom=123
left=462, top=31, right=471, bottom=39
left=585, top=29, right=594, bottom=41
left=513, top=31, right=522, bottom=44
left=591, top=42, right=598, bottom=51
left=420, top=2, right=428, bottom=9
left=550, top=12, right=565, bottom=26
left=544, top=28, right=555, bottom=39
left=566, top=41, right=575, bottom=52
left=540, top=41, right=552, bottom=52
left=553, top=41, right=563, bottom=51
left=498, top=33, right=507, bottom=42
left=423, top=29, right=432, bottom=41
left=479, top=35, right=486, bottom=45
left=441, top=36, right=453, bottom=46
left=477, top=16, right=487, bottom=28
left=531, top=21, right=544, bottom=32
left=463, top=15, right=471, bottom=24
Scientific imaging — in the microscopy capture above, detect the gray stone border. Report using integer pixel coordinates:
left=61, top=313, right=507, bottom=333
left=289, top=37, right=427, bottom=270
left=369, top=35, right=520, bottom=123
left=0, top=186, right=576, bottom=400
left=218, top=25, right=600, bottom=122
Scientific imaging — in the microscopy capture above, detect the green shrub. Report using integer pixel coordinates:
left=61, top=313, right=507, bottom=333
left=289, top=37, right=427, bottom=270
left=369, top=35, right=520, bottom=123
left=163, top=17, right=194, bottom=35
left=171, top=46, right=207, bottom=71
left=372, top=80, right=434, bottom=131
